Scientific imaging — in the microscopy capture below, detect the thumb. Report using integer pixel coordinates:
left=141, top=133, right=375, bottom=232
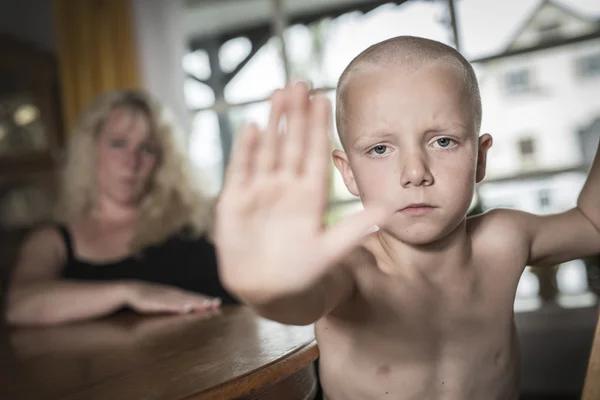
left=321, top=204, right=390, bottom=265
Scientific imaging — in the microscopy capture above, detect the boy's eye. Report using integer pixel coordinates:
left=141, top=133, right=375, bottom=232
left=433, top=138, right=456, bottom=148
left=369, top=145, right=388, bottom=155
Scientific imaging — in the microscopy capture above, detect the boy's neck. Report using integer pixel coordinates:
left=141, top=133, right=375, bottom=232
left=375, top=219, right=472, bottom=281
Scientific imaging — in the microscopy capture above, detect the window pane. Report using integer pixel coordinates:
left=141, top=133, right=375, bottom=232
left=228, top=101, right=271, bottom=135
left=224, top=37, right=286, bottom=104
left=576, top=52, right=600, bottom=77
left=184, top=78, right=215, bottom=109
left=189, top=111, right=223, bottom=196
left=516, top=267, right=540, bottom=298
left=557, top=259, right=589, bottom=295
left=326, top=201, right=363, bottom=227
left=220, top=37, right=253, bottom=74
left=505, top=69, right=533, bottom=93
left=182, top=50, right=211, bottom=81
left=514, top=267, right=542, bottom=312
left=285, top=1, right=452, bottom=88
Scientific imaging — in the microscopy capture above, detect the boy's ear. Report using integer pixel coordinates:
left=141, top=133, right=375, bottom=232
left=476, top=133, right=493, bottom=183
left=332, top=149, right=360, bottom=197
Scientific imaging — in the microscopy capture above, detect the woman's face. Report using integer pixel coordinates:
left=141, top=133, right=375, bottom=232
left=96, top=108, right=159, bottom=207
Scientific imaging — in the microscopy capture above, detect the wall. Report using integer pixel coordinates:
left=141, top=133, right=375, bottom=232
left=0, top=0, right=55, bottom=51
left=131, top=0, right=192, bottom=135
left=0, top=0, right=192, bottom=137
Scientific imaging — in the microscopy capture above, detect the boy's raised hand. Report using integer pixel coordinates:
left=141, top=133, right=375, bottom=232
left=215, top=82, right=386, bottom=301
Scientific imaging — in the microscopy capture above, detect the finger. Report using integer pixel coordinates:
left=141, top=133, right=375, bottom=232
left=140, top=301, right=194, bottom=315
left=224, top=123, right=260, bottom=187
left=192, top=307, right=220, bottom=319
left=183, top=295, right=218, bottom=311
left=209, top=298, right=222, bottom=310
left=305, top=95, right=332, bottom=182
left=283, top=82, right=310, bottom=174
left=178, top=301, right=209, bottom=314
left=257, top=89, right=286, bottom=173
left=321, top=204, right=391, bottom=266
left=152, top=293, right=212, bottom=314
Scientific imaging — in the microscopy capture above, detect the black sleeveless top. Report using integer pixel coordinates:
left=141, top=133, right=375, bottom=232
left=58, top=226, right=238, bottom=305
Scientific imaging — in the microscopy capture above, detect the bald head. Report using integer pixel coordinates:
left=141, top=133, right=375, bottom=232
left=336, top=36, right=481, bottom=142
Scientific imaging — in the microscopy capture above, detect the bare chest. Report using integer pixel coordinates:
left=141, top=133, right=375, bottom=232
left=326, top=261, right=517, bottom=356
left=316, top=264, right=520, bottom=400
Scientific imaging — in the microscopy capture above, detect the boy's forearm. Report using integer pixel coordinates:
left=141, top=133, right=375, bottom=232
left=234, top=282, right=328, bottom=326
left=5, top=281, right=130, bottom=326
left=250, top=284, right=326, bottom=325
left=578, top=140, right=600, bottom=232
left=231, top=265, right=353, bottom=326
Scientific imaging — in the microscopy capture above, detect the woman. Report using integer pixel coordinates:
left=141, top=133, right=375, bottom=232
left=5, top=89, right=237, bottom=326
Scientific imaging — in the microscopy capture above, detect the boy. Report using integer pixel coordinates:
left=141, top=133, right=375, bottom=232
left=214, top=36, right=600, bottom=400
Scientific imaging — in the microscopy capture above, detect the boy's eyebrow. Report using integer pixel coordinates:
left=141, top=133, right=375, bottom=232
left=351, top=131, right=397, bottom=148
left=425, top=124, right=469, bottom=135
left=424, top=123, right=470, bottom=136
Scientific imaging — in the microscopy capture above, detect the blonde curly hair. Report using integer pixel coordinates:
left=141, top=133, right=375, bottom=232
left=55, top=89, right=213, bottom=252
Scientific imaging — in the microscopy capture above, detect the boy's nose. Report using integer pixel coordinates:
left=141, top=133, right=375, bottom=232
left=400, top=153, right=433, bottom=188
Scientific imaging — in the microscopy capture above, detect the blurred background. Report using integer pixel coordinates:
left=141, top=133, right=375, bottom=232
left=0, top=0, right=599, bottom=398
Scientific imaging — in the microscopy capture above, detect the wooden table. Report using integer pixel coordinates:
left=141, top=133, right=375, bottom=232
left=0, top=306, right=319, bottom=400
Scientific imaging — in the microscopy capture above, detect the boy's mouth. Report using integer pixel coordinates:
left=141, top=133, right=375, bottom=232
left=398, top=203, right=436, bottom=216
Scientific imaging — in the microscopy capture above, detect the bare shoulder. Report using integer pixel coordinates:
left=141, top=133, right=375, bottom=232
left=21, top=225, right=65, bottom=252
left=11, top=225, right=67, bottom=284
left=468, top=208, right=528, bottom=240
left=467, top=208, right=530, bottom=269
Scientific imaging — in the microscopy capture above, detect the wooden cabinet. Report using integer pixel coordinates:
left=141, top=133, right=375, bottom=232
left=0, top=34, right=63, bottom=229
left=0, top=34, right=64, bottom=290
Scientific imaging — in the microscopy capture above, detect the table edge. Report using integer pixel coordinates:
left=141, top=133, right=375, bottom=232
left=182, top=338, right=319, bottom=400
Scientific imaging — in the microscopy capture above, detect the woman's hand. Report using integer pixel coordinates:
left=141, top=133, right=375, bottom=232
left=125, top=281, right=221, bottom=315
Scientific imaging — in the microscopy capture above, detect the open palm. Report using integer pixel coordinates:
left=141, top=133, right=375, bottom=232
left=215, top=82, right=385, bottom=301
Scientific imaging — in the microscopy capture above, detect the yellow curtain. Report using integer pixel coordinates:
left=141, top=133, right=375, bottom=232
left=52, top=0, right=140, bottom=133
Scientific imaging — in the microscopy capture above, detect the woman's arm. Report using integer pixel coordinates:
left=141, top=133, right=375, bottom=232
left=7, top=281, right=132, bottom=326
left=6, top=227, right=219, bottom=326
left=5, top=227, right=131, bottom=326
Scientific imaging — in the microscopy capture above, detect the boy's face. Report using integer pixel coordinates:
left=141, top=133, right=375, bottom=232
left=333, top=62, right=492, bottom=245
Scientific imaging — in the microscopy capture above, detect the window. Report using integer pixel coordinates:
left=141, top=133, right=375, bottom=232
left=579, top=118, right=600, bottom=166
left=556, top=259, right=597, bottom=309
left=537, top=189, right=551, bottom=208
left=184, top=0, right=453, bottom=211
left=505, top=69, right=532, bottom=94
left=537, top=20, right=561, bottom=42
left=518, top=137, right=535, bottom=156
left=576, top=53, right=600, bottom=78
left=517, top=137, right=537, bottom=168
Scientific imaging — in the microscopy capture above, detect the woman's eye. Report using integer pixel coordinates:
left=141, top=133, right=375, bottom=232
left=110, top=139, right=126, bottom=148
left=140, top=143, right=156, bottom=154
left=434, top=138, right=455, bottom=148
left=369, top=145, right=388, bottom=155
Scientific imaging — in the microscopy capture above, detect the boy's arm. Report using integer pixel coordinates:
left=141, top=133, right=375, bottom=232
left=214, top=83, right=385, bottom=326
left=507, top=139, right=600, bottom=267
left=240, top=261, right=356, bottom=326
